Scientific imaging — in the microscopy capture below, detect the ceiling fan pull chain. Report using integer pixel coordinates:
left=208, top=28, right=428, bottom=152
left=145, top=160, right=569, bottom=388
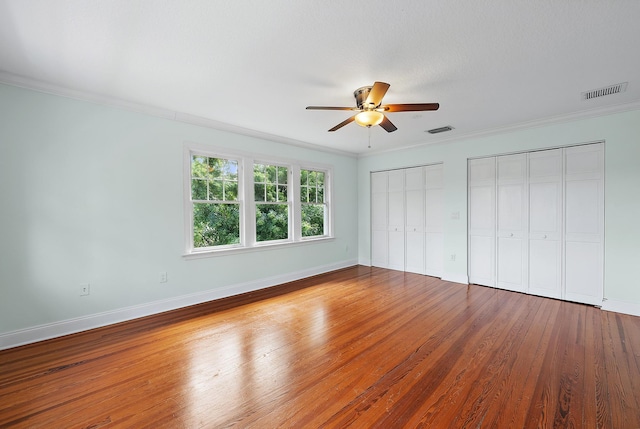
left=368, top=125, right=372, bottom=149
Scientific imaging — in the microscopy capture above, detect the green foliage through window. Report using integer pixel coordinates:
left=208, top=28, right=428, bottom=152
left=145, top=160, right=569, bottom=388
left=301, top=169, right=326, bottom=237
left=191, top=156, right=240, bottom=248
left=255, top=163, right=289, bottom=242
left=187, top=149, right=331, bottom=252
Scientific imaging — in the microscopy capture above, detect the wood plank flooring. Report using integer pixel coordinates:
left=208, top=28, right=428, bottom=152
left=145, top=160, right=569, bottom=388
left=1, top=266, right=639, bottom=428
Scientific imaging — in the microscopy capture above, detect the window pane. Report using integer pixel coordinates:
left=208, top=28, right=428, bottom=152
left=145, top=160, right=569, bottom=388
left=277, top=166, right=288, bottom=184
left=300, top=186, right=308, bottom=203
left=302, top=204, right=325, bottom=237
left=224, top=181, right=238, bottom=200
left=308, top=170, right=316, bottom=186
left=278, top=185, right=287, bottom=201
left=254, top=163, right=266, bottom=183
left=191, top=179, right=208, bottom=200
left=254, top=184, right=265, bottom=202
left=266, top=184, right=277, bottom=202
left=300, top=169, right=308, bottom=186
left=267, top=165, right=277, bottom=183
left=209, top=180, right=223, bottom=200
left=316, top=171, right=325, bottom=186
left=318, top=186, right=324, bottom=203
left=193, top=202, right=240, bottom=247
left=256, top=204, right=288, bottom=242
left=224, top=160, right=238, bottom=180
left=191, top=156, right=209, bottom=178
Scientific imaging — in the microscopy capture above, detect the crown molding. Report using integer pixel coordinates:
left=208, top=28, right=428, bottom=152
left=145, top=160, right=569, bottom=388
left=359, top=99, right=640, bottom=158
left=0, top=72, right=357, bottom=158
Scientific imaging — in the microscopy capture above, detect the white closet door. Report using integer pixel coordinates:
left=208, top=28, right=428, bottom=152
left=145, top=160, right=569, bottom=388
left=425, top=164, right=444, bottom=277
left=387, top=170, right=405, bottom=271
left=405, top=167, right=425, bottom=274
left=496, top=154, right=528, bottom=293
left=528, top=149, right=563, bottom=299
left=564, top=143, right=604, bottom=305
left=371, top=171, right=388, bottom=268
left=468, top=158, right=496, bottom=286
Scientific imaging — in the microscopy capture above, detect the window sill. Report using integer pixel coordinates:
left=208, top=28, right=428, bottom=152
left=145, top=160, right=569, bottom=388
left=182, top=236, right=335, bottom=260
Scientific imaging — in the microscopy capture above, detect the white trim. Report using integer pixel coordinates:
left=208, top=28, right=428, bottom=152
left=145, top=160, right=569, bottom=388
left=442, top=272, right=470, bottom=285
left=359, top=101, right=640, bottom=158
left=183, top=143, right=334, bottom=256
left=0, top=260, right=358, bottom=351
left=601, top=299, right=640, bottom=317
left=0, top=72, right=357, bottom=158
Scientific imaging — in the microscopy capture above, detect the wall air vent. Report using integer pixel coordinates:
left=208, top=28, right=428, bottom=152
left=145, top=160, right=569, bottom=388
left=427, top=126, right=454, bottom=134
left=581, top=82, right=628, bottom=101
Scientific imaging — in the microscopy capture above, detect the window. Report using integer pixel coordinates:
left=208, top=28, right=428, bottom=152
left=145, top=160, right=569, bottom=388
left=300, top=169, right=326, bottom=238
left=184, top=144, right=332, bottom=256
left=254, top=163, right=289, bottom=242
left=190, top=155, right=241, bottom=249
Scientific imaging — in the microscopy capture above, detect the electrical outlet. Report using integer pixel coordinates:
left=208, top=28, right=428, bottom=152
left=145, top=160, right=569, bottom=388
left=450, top=254, right=456, bottom=261
left=159, top=272, right=168, bottom=283
left=80, top=284, right=90, bottom=296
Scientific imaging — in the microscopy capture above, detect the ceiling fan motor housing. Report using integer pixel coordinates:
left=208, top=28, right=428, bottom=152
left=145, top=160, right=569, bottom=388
left=354, top=86, right=375, bottom=109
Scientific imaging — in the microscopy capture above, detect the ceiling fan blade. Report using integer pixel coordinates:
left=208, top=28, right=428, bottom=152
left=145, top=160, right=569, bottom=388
left=379, top=116, right=397, bottom=133
left=328, top=115, right=356, bottom=132
left=306, top=106, right=357, bottom=111
left=383, top=103, right=440, bottom=112
left=364, top=82, right=390, bottom=107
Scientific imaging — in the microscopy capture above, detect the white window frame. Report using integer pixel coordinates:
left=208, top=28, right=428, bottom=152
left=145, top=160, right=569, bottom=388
left=183, top=143, right=333, bottom=258
left=253, top=160, right=292, bottom=245
left=299, top=167, right=331, bottom=240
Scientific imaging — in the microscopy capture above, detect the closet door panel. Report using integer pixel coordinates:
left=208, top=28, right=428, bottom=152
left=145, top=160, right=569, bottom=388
left=405, top=167, right=425, bottom=274
left=564, top=143, right=603, bottom=305
left=370, top=171, right=388, bottom=268
left=388, top=230, right=405, bottom=271
left=371, top=229, right=388, bottom=268
left=468, top=158, right=496, bottom=286
left=469, top=236, right=495, bottom=284
left=425, top=233, right=444, bottom=277
left=425, top=164, right=444, bottom=277
left=496, top=154, right=528, bottom=292
left=529, top=240, right=561, bottom=298
left=406, top=189, right=424, bottom=231
left=565, top=242, right=602, bottom=304
left=371, top=191, right=387, bottom=230
left=528, top=149, right=562, bottom=298
left=406, top=231, right=425, bottom=274
left=497, top=237, right=525, bottom=290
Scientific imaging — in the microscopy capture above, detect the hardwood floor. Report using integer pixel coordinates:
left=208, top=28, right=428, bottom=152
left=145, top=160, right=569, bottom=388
left=1, top=266, right=639, bottom=428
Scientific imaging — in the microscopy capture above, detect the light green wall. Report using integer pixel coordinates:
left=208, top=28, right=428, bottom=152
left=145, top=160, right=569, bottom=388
left=2, top=82, right=638, bottom=338
left=357, top=109, right=640, bottom=306
left=0, top=84, right=358, bottom=334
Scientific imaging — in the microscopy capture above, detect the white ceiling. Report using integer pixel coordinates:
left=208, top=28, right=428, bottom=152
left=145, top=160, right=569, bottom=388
left=1, top=1, right=640, bottom=155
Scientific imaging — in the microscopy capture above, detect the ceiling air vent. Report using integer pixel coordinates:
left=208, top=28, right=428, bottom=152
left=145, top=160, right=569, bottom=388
left=427, top=126, right=454, bottom=134
left=581, top=82, right=628, bottom=101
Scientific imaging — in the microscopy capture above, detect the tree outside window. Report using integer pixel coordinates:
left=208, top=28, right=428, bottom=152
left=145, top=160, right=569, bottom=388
left=191, top=155, right=240, bottom=248
left=300, top=169, right=326, bottom=237
left=254, top=163, right=289, bottom=242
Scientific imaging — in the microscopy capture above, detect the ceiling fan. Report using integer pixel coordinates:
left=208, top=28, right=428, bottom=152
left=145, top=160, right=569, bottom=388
left=306, top=81, right=439, bottom=133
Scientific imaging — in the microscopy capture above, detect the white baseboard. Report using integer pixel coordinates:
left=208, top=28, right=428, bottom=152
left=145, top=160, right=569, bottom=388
left=358, top=257, right=372, bottom=266
left=601, top=298, right=640, bottom=317
left=0, top=260, right=358, bottom=351
left=442, top=272, right=469, bottom=285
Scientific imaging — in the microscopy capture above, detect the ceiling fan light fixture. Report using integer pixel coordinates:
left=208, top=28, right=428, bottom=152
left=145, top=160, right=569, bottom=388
left=355, top=110, right=384, bottom=127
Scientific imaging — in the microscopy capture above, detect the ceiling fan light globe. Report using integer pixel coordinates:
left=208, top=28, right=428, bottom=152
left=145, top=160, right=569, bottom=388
left=355, top=111, right=384, bottom=127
